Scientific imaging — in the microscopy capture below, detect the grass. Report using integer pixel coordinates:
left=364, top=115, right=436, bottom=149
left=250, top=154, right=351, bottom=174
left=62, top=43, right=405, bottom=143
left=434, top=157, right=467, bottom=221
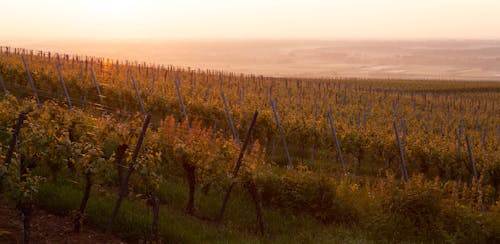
left=35, top=175, right=374, bottom=243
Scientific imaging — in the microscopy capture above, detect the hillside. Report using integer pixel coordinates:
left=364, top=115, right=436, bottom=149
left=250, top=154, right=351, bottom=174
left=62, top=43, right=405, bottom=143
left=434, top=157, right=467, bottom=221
left=0, top=47, right=499, bottom=243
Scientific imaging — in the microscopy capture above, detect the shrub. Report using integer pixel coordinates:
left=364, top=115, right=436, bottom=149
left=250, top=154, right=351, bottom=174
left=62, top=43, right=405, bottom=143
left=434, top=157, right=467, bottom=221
left=258, top=167, right=361, bottom=224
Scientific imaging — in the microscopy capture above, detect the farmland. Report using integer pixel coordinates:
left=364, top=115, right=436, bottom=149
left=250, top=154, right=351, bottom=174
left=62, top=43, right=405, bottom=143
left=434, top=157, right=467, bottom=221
left=0, top=47, right=499, bottom=243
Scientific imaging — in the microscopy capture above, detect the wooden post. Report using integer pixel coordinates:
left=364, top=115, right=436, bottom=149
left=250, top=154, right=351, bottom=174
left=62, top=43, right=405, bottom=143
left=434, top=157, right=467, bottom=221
left=394, top=121, right=409, bottom=182
left=465, top=134, right=484, bottom=210
left=174, top=74, right=189, bottom=127
left=0, top=112, right=28, bottom=192
left=270, top=99, right=293, bottom=169
left=328, top=108, right=346, bottom=173
left=0, top=74, right=7, bottom=94
left=149, top=194, right=160, bottom=242
left=244, top=180, right=265, bottom=235
left=481, top=127, right=487, bottom=149
left=220, top=89, right=240, bottom=143
left=311, top=99, right=319, bottom=162
left=217, top=111, right=259, bottom=223
left=465, top=135, right=478, bottom=182
left=131, top=75, right=146, bottom=116
left=457, top=119, right=464, bottom=156
left=497, top=125, right=500, bottom=145
left=19, top=153, right=31, bottom=244
left=55, top=61, right=72, bottom=109
left=106, top=115, right=151, bottom=234
left=363, top=110, right=368, bottom=129
left=21, top=55, right=40, bottom=105
left=151, top=72, right=155, bottom=93
left=401, top=119, right=407, bottom=146
left=205, top=85, right=211, bottom=101
left=356, top=111, right=361, bottom=132
left=90, top=67, right=104, bottom=105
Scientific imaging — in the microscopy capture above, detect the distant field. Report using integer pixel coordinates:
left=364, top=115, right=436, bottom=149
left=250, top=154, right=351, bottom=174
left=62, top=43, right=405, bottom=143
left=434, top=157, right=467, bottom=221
left=5, top=39, right=500, bottom=80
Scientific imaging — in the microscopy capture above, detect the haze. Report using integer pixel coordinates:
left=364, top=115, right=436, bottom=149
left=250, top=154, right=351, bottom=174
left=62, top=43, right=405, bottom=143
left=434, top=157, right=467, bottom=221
left=2, top=1, right=500, bottom=80
left=2, top=0, right=500, bottom=40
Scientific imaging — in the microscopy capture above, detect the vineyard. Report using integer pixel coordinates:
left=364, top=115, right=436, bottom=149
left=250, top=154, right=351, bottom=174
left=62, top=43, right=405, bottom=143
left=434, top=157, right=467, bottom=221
left=0, top=46, right=499, bottom=243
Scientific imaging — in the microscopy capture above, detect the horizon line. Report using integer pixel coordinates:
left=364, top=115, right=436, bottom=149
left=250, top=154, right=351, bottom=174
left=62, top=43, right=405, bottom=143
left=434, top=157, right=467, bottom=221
left=5, top=37, right=500, bottom=43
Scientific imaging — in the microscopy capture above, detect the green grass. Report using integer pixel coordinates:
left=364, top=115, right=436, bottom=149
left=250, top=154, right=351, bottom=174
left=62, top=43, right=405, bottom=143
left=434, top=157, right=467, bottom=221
left=36, top=176, right=374, bottom=243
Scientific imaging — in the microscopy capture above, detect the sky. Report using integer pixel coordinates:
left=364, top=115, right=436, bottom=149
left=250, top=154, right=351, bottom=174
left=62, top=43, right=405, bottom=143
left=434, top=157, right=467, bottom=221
left=1, top=0, right=500, bottom=40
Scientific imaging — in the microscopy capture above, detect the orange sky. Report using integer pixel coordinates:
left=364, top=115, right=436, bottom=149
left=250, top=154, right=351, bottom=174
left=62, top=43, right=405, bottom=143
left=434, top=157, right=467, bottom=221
left=1, top=0, right=500, bottom=40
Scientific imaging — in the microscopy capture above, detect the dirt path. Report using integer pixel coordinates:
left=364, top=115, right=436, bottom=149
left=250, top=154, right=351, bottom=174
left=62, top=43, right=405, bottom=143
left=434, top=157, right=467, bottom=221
left=0, top=205, right=127, bottom=243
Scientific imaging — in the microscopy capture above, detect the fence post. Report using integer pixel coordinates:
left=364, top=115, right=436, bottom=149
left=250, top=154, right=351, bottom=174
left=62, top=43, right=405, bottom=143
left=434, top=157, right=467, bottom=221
left=0, top=74, right=7, bottom=94
left=481, top=127, right=487, bottom=149
left=55, top=61, right=72, bottom=109
left=90, top=67, right=105, bottom=105
left=393, top=121, right=409, bottom=182
left=131, top=75, right=146, bottom=116
left=311, top=101, right=319, bottom=163
left=21, top=55, right=40, bottom=105
left=174, top=74, right=189, bottom=128
left=0, top=112, right=28, bottom=192
left=106, top=114, right=151, bottom=234
left=465, top=135, right=478, bottom=182
left=497, top=125, right=500, bottom=145
left=401, top=119, right=407, bottom=146
left=465, top=134, right=484, bottom=210
left=205, top=85, right=211, bottom=101
left=457, top=118, right=464, bottom=156
left=220, top=89, right=240, bottom=143
left=151, top=72, right=155, bottom=93
left=217, top=111, right=259, bottom=223
left=328, top=108, right=346, bottom=173
left=270, top=99, right=293, bottom=169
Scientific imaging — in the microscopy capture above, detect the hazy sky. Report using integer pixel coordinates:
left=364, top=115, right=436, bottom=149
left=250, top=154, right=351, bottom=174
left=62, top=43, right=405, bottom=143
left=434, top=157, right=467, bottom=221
left=1, top=0, right=500, bottom=40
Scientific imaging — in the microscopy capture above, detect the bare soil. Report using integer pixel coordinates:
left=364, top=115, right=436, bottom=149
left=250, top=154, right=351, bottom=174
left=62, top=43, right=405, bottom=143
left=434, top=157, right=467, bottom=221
left=0, top=205, right=127, bottom=244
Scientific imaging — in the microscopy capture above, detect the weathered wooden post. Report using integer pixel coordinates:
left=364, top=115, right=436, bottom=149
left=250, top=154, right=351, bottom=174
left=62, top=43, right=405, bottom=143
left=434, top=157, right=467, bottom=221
left=0, top=112, right=28, bottom=191
left=457, top=119, right=464, bottom=156
left=107, top=115, right=152, bottom=234
left=90, top=67, right=105, bottom=105
left=394, top=121, right=409, bottom=182
left=151, top=72, right=155, bottom=93
left=55, top=61, right=72, bottom=109
left=21, top=55, right=40, bottom=105
left=271, top=98, right=293, bottom=169
left=465, top=135, right=478, bottom=182
left=328, top=107, right=346, bottom=173
left=0, top=74, right=7, bottom=94
left=174, top=74, right=189, bottom=128
left=220, top=89, right=240, bottom=143
left=216, top=111, right=259, bottom=223
left=131, top=75, right=146, bottom=116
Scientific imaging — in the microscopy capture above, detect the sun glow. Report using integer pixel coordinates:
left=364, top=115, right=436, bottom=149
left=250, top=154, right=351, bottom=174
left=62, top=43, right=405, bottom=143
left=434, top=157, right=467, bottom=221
left=86, top=1, right=140, bottom=21
left=1, top=0, right=500, bottom=40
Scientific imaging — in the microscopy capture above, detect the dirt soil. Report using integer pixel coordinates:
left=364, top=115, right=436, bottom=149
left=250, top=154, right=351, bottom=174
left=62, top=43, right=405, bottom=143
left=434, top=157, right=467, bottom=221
left=0, top=205, right=127, bottom=243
